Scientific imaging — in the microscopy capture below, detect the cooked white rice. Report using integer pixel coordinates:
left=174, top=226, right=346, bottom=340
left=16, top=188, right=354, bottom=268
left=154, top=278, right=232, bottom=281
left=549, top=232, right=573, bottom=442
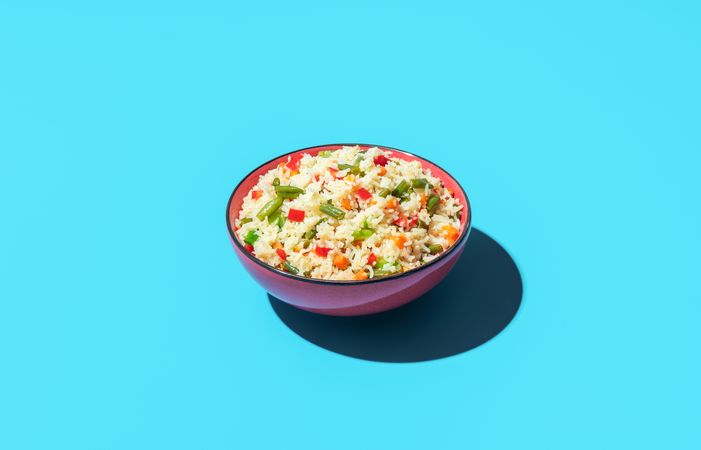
left=235, top=146, right=463, bottom=280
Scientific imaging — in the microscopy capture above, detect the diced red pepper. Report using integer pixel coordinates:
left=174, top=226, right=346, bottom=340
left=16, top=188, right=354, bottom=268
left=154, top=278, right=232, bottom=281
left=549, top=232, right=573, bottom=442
left=286, top=155, right=301, bottom=171
left=406, top=215, right=419, bottom=230
left=314, top=246, right=331, bottom=257
left=355, top=187, right=372, bottom=200
left=276, top=248, right=287, bottom=261
left=373, top=155, right=389, bottom=166
left=367, top=252, right=377, bottom=266
left=393, top=212, right=408, bottom=228
left=251, top=190, right=263, bottom=200
left=244, top=244, right=254, bottom=253
left=288, top=209, right=305, bottom=222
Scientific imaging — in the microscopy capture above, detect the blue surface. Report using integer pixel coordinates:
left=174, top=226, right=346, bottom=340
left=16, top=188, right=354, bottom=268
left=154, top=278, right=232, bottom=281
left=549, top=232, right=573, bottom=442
left=1, top=1, right=699, bottom=449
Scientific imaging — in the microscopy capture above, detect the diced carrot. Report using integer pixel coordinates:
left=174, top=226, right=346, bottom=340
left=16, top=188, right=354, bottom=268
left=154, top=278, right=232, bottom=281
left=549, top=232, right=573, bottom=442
left=333, top=254, right=350, bottom=270
left=378, top=166, right=387, bottom=176
left=392, top=235, right=407, bottom=248
left=251, top=190, right=263, bottom=200
left=341, top=197, right=352, bottom=210
left=273, top=242, right=283, bottom=249
left=442, top=225, right=459, bottom=244
left=354, top=271, right=369, bottom=280
left=420, top=192, right=426, bottom=208
left=386, top=198, right=398, bottom=209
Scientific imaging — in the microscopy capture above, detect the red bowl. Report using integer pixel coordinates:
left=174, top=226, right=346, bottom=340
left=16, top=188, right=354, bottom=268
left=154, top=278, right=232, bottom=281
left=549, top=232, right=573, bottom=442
left=226, top=144, right=472, bottom=316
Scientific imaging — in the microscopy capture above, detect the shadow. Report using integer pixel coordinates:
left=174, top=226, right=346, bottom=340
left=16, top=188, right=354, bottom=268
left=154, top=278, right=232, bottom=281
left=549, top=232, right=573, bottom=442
left=268, top=228, right=523, bottom=362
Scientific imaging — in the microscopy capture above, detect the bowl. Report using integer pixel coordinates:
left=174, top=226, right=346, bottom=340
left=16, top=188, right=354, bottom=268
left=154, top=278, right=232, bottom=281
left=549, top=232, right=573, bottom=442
left=226, top=143, right=472, bottom=316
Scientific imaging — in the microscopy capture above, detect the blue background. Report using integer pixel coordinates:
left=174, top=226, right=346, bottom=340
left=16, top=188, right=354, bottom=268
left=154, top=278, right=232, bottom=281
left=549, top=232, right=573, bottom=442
left=1, top=1, right=699, bottom=449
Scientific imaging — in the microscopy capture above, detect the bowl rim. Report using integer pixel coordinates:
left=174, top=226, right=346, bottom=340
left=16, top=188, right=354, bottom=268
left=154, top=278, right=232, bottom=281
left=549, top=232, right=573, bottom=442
left=225, top=143, right=472, bottom=285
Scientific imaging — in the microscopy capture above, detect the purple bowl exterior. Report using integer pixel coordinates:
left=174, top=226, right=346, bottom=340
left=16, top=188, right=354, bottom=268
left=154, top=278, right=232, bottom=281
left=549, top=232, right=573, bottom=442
left=229, top=226, right=470, bottom=316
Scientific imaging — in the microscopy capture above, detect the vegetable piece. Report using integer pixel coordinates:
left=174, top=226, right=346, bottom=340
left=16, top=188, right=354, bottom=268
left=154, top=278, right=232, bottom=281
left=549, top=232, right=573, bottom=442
left=391, top=180, right=410, bottom=198
left=372, top=269, right=394, bottom=277
left=411, top=178, right=431, bottom=190
left=277, top=215, right=286, bottom=230
left=386, top=198, right=398, bottom=209
left=318, top=150, right=334, bottom=157
left=276, top=191, right=301, bottom=199
left=354, top=271, right=369, bottom=280
left=417, top=220, right=430, bottom=229
left=377, top=188, right=391, bottom=198
left=272, top=177, right=280, bottom=186
left=267, top=209, right=281, bottom=224
left=275, top=185, right=305, bottom=194
left=392, top=235, right=407, bottom=248
left=286, top=156, right=301, bottom=171
left=367, top=252, right=377, bottom=266
left=287, top=208, right=305, bottom=222
left=320, top=203, right=345, bottom=219
left=243, top=230, right=259, bottom=245
left=251, top=190, right=263, bottom=200
left=373, top=155, right=389, bottom=166
left=376, top=257, right=389, bottom=269
left=276, top=248, right=287, bottom=260
left=341, top=197, right=352, bottom=210
left=393, top=212, right=408, bottom=228
left=244, top=243, right=254, bottom=253
left=378, top=166, right=387, bottom=176
left=283, top=261, right=299, bottom=274
left=355, top=187, right=372, bottom=200
left=427, top=194, right=440, bottom=213
left=442, top=225, right=459, bottom=243
left=256, top=197, right=283, bottom=221
left=314, top=246, right=331, bottom=257
left=239, top=218, right=253, bottom=225
left=428, top=244, right=443, bottom=254
left=332, top=254, right=350, bottom=270
left=352, top=228, right=375, bottom=241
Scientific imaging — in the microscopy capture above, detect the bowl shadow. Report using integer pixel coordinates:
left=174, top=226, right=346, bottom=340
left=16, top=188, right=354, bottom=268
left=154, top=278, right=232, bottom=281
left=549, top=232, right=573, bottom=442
left=268, top=228, right=523, bottom=362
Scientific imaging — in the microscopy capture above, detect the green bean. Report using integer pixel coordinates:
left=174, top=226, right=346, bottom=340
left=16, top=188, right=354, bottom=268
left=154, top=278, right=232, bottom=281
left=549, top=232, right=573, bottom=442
left=275, top=185, right=305, bottom=194
left=378, top=188, right=391, bottom=198
left=283, top=261, right=299, bottom=275
left=352, top=228, right=375, bottom=241
left=427, top=194, right=440, bottom=213
left=318, top=150, right=333, bottom=157
left=320, top=203, right=345, bottom=219
left=391, top=180, right=411, bottom=198
left=272, top=177, right=280, bottom=186
left=411, top=178, right=432, bottom=190
left=337, top=163, right=354, bottom=171
left=372, top=269, right=395, bottom=277
left=243, top=230, right=258, bottom=245
left=428, top=244, right=443, bottom=254
left=239, top=218, right=253, bottom=225
left=256, top=197, right=283, bottom=221
left=276, top=215, right=286, bottom=230
left=276, top=191, right=301, bottom=199
left=267, top=209, right=281, bottom=224
left=304, top=218, right=327, bottom=239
